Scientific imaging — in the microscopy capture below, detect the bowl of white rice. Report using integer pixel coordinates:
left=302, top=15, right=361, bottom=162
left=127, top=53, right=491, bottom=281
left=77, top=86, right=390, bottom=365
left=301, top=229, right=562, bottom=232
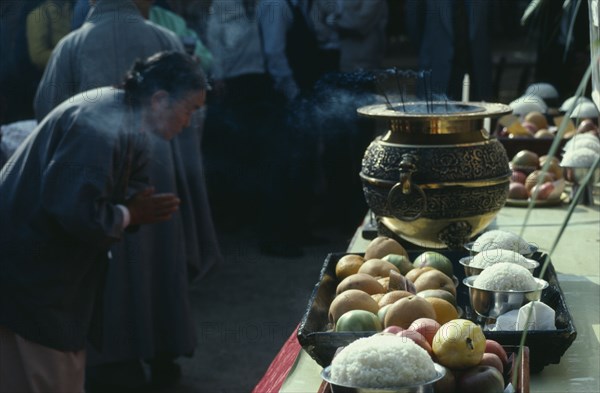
left=322, top=334, right=445, bottom=392
left=463, top=263, right=548, bottom=318
left=460, top=249, right=539, bottom=277
left=465, top=229, right=537, bottom=257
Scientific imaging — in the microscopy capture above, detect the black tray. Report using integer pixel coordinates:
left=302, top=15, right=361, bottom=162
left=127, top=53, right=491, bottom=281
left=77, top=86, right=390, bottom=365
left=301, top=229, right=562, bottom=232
left=297, top=250, right=577, bottom=373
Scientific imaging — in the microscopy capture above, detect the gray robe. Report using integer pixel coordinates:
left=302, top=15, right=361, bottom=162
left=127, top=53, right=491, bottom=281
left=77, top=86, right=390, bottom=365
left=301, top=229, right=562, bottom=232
left=0, top=89, right=149, bottom=351
left=33, top=0, right=222, bottom=361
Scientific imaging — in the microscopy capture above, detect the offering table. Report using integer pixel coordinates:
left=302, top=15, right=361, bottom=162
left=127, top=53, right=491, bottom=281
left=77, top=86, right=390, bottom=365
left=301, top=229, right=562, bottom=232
left=253, top=203, right=600, bottom=393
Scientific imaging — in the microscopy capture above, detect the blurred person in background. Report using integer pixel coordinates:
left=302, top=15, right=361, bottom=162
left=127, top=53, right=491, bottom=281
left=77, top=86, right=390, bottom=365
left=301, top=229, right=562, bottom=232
left=1, top=1, right=50, bottom=123
left=33, top=0, right=222, bottom=389
left=0, top=51, right=205, bottom=393
left=205, top=0, right=315, bottom=257
left=70, top=0, right=213, bottom=73
left=26, top=0, right=74, bottom=71
left=404, top=0, right=493, bottom=101
left=326, top=0, right=388, bottom=72
left=258, top=0, right=321, bottom=101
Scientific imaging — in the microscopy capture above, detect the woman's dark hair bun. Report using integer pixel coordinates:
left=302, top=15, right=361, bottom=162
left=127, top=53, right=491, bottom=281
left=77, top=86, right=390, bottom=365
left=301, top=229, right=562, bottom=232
left=122, top=51, right=206, bottom=106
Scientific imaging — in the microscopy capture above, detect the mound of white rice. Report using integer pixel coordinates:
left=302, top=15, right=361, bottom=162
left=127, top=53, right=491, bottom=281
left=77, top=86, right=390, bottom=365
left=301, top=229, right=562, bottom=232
left=560, top=147, right=600, bottom=167
left=330, top=334, right=437, bottom=388
left=474, top=262, right=538, bottom=291
left=472, top=230, right=531, bottom=255
left=563, top=134, right=600, bottom=153
left=470, top=249, right=534, bottom=269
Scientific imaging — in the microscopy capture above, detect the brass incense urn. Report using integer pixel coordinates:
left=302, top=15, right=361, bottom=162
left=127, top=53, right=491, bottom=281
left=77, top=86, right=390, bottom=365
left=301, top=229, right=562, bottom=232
left=358, top=101, right=513, bottom=249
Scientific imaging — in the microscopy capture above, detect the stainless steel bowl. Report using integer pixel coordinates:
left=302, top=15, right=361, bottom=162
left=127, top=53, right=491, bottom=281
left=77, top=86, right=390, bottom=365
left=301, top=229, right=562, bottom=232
left=459, top=256, right=539, bottom=277
left=562, top=166, right=600, bottom=185
left=463, top=241, right=538, bottom=258
left=463, top=276, right=549, bottom=319
left=321, top=363, right=446, bottom=393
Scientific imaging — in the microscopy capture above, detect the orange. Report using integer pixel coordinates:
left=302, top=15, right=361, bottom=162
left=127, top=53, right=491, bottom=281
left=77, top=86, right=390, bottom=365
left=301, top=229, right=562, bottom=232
left=335, top=254, right=365, bottom=280
left=424, top=297, right=459, bottom=325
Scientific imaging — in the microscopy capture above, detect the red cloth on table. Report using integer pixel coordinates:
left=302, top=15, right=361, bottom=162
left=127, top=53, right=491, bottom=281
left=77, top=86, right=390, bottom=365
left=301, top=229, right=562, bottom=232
left=252, top=325, right=302, bottom=393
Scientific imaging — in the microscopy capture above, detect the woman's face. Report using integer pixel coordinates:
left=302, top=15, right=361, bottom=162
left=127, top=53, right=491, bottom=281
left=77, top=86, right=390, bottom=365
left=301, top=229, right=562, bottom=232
left=148, top=89, right=206, bottom=140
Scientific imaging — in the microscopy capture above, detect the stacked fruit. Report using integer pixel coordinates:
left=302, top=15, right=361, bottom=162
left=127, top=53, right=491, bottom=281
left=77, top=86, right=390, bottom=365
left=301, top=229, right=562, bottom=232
left=415, top=320, right=510, bottom=393
left=499, top=111, right=554, bottom=139
left=329, top=236, right=512, bottom=392
left=330, top=237, right=461, bottom=334
left=509, top=150, right=564, bottom=201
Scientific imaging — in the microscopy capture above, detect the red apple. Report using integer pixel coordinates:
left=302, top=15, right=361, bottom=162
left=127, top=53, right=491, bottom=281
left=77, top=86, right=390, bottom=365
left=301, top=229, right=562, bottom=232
left=396, top=329, right=433, bottom=355
left=408, top=317, right=441, bottom=346
left=522, top=121, right=538, bottom=133
left=510, top=170, right=527, bottom=184
left=508, top=182, right=529, bottom=199
left=433, top=366, right=456, bottom=393
left=485, top=339, right=509, bottom=367
left=531, top=182, right=554, bottom=200
left=456, top=365, right=505, bottom=393
left=382, top=325, right=404, bottom=334
left=480, top=352, right=504, bottom=374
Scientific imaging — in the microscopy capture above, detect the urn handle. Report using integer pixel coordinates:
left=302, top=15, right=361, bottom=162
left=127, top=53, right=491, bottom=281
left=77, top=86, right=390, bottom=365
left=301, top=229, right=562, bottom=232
left=387, top=153, right=427, bottom=221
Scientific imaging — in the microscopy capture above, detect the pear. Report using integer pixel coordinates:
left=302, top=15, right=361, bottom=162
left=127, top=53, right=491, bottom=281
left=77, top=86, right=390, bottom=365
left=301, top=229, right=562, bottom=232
left=416, top=288, right=457, bottom=307
left=364, top=236, right=409, bottom=260
left=413, top=269, right=457, bottom=297
left=336, top=273, right=385, bottom=296
left=383, top=295, right=436, bottom=329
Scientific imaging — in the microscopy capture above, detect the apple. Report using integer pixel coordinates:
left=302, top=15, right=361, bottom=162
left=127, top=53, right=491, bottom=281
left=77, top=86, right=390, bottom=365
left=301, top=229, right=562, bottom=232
left=531, top=182, right=554, bottom=200
left=382, top=325, right=404, bottom=334
left=485, top=339, right=509, bottom=367
left=396, top=329, right=433, bottom=355
left=456, top=365, right=505, bottom=393
left=480, top=352, right=504, bottom=374
left=334, top=310, right=382, bottom=332
left=522, top=121, right=538, bottom=133
left=408, top=317, right=441, bottom=346
left=433, top=366, right=456, bottom=393
left=508, top=182, right=529, bottom=199
left=510, top=170, right=527, bottom=184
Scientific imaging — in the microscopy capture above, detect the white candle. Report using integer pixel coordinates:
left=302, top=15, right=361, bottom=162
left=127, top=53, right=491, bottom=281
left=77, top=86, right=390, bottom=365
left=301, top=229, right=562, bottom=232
left=462, top=74, right=470, bottom=102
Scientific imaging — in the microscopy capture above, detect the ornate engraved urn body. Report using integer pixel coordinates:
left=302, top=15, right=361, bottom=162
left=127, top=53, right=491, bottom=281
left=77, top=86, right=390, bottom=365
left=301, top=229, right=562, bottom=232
left=359, top=102, right=513, bottom=249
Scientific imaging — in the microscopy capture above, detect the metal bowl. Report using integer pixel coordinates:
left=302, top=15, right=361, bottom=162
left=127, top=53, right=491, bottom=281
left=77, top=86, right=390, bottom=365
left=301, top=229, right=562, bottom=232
left=463, top=241, right=538, bottom=258
left=463, top=276, right=548, bottom=319
left=459, top=256, right=539, bottom=277
left=562, top=166, right=600, bottom=185
left=321, top=363, right=446, bottom=393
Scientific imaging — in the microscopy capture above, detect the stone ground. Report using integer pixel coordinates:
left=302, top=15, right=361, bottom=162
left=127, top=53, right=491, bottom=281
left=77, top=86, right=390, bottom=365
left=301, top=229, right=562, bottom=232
left=166, top=223, right=354, bottom=393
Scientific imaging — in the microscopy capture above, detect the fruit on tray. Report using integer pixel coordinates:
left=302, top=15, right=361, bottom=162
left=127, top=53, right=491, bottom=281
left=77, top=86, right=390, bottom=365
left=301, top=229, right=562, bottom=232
left=364, top=236, right=409, bottom=260
left=423, top=297, right=459, bottom=324
left=412, top=251, right=454, bottom=278
left=382, top=253, right=414, bottom=275
left=336, top=273, right=385, bottom=296
left=334, top=309, right=382, bottom=332
left=358, top=258, right=400, bottom=278
left=329, top=289, right=380, bottom=324
left=412, top=269, right=457, bottom=297
left=509, top=149, right=565, bottom=201
left=330, top=244, right=464, bottom=333
left=383, top=295, right=436, bottom=329
left=456, top=365, right=505, bottom=393
left=335, top=254, right=365, bottom=280
left=432, top=319, right=486, bottom=369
